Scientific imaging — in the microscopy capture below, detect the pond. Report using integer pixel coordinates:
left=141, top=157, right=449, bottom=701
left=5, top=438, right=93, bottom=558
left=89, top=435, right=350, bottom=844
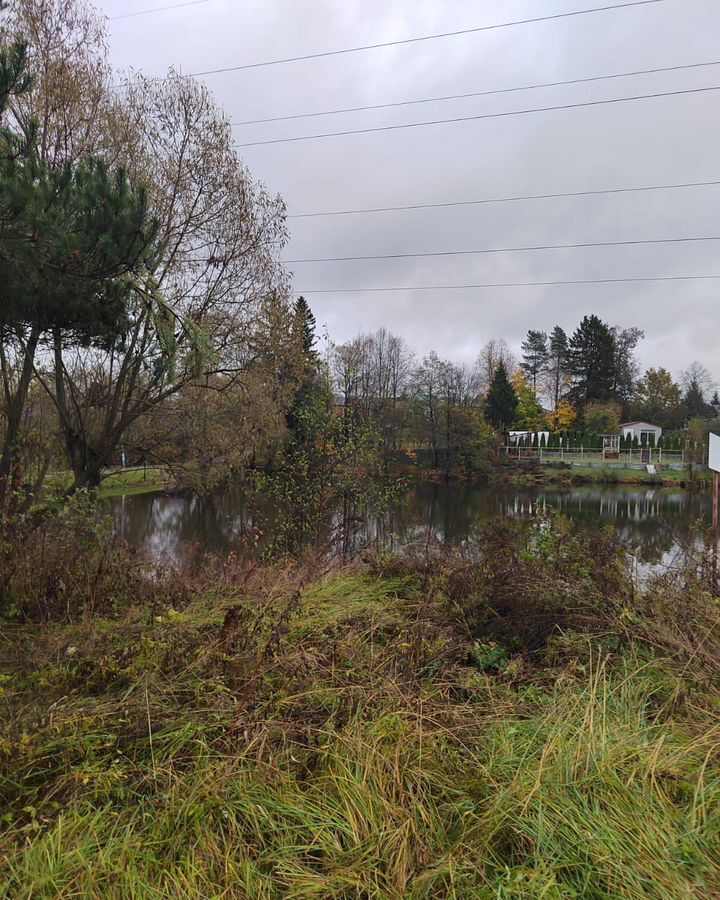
left=107, top=482, right=712, bottom=570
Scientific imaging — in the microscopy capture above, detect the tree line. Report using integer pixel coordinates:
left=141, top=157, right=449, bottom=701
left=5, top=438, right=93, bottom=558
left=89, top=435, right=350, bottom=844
left=1, top=0, right=718, bottom=505
left=321, top=313, right=717, bottom=470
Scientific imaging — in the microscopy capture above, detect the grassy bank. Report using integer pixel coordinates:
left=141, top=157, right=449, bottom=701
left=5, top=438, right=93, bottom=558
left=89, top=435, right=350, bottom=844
left=43, top=467, right=174, bottom=499
left=1, top=520, right=719, bottom=897
left=496, top=463, right=711, bottom=489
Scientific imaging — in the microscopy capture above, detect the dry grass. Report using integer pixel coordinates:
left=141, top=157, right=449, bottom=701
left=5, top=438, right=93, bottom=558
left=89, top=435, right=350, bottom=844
left=1, top=518, right=719, bottom=897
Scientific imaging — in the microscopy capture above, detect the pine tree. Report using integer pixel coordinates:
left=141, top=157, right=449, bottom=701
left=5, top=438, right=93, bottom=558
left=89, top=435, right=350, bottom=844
left=520, top=329, right=548, bottom=392
left=0, top=38, right=162, bottom=499
left=485, top=362, right=518, bottom=433
left=567, top=315, right=615, bottom=412
left=547, top=325, right=569, bottom=410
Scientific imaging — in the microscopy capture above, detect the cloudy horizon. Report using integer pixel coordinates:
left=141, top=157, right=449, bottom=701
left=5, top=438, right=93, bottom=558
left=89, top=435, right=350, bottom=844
left=102, top=0, right=719, bottom=383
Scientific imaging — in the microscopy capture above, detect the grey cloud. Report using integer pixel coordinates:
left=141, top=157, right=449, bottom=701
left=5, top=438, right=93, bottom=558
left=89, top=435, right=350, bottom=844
left=106, top=0, right=719, bottom=379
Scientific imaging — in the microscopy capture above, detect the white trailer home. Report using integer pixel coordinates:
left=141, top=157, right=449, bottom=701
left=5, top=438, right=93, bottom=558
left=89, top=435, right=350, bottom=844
left=620, top=421, right=662, bottom=444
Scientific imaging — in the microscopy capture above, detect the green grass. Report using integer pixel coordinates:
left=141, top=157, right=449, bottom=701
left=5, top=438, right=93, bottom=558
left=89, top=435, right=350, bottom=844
left=1, top=528, right=719, bottom=898
left=97, top=468, right=172, bottom=497
left=557, top=465, right=692, bottom=484
left=42, top=466, right=173, bottom=498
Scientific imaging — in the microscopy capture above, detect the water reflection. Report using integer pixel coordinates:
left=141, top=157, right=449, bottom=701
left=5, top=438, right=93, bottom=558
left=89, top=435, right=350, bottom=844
left=107, top=482, right=711, bottom=571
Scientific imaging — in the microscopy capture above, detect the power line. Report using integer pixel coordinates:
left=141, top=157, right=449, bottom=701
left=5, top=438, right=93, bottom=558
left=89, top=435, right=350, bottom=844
left=296, top=274, right=720, bottom=294
left=289, top=180, right=720, bottom=219
left=186, top=1, right=664, bottom=79
left=232, top=59, right=720, bottom=127
left=236, top=84, right=720, bottom=147
left=108, top=0, right=210, bottom=20
left=287, top=179, right=720, bottom=219
left=284, top=235, right=720, bottom=264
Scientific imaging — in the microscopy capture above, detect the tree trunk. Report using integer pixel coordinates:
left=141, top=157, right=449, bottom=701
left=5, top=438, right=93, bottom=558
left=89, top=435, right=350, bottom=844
left=0, top=328, right=41, bottom=505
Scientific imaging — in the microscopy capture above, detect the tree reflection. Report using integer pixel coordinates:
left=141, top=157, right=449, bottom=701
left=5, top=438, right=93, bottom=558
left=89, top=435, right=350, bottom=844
left=107, top=483, right=711, bottom=573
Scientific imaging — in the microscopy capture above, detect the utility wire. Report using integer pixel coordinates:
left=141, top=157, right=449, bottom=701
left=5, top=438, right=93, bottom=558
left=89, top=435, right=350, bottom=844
left=184, top=1, right=665, bottom=79
left=233, top=59, right=720, bottom=126
left=284, top=235, right=720, bottom=264
left=287, top=179, right=720, bottom=219
left=236, top=84, right=720, bottom=147
left=297, top=274, right=720, bottom=294
left=108, top=0, right=210, bottom=19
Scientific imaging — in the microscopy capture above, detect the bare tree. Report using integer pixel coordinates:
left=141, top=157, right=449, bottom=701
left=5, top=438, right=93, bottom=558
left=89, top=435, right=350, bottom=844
left=412, top=352, right=444, bottom=468
left=475, top=339, right=518, bottom=397
left=680, top=361, right=716, bottom=399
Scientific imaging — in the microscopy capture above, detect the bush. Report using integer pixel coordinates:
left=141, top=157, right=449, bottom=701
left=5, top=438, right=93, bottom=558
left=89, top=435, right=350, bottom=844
left=0, top=492, right=184, bottom=621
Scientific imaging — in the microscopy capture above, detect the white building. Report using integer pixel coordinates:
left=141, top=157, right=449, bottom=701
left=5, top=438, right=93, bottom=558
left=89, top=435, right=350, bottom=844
left=619, top=421, right=662, bottom=443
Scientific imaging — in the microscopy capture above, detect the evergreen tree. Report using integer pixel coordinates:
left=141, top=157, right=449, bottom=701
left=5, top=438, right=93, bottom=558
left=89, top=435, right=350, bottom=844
left=287, top=296, right=325, bottom=444
left=293, top=296, right=317, bottom=360
left=547, top=325, right=569, bottom=409
left=0, top=37, right=162, bottom=499
left=683, top=379, right=710, bottom=421
left=567, top=315, right=615, bottom=411
left=680, top=362, right=715, bottom=422
left=485, top=362, right=518, bottom=433
left=520, top=329, right=548, bottom=392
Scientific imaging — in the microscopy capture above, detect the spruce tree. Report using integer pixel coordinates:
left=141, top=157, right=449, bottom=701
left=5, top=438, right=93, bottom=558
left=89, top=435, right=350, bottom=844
left=683, top=379, right=710, bottom=421
left=485, top=362, right=518, bottom=433
left=567, top=315, right=615, bottom=411
left=293, top=296, right=317, bottom=360
left=287, top=296, right=325, bottom=444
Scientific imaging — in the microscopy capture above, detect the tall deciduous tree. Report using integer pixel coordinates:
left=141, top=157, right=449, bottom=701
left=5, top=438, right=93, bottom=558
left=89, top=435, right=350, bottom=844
left=414, top=352, right=444, bottom=467
left=584, top=401, right=621, bottom=436
left=511, top=371, right=546, bottom=431
left=3, top=0, right=291, bottom=491
left=632, top=368, right=682, bottom=428
left=475, top=339, right=517, bottom=397
left=0, top=30, right=161, bottom=502
left=611, top=325, right=644, bottom=406
left=547, top=399, right=576, bottom=433
left=485, top=362, right=518, bottom=433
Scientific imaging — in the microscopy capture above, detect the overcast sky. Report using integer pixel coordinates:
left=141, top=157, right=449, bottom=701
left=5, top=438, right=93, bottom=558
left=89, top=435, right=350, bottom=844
left=102, top=0, right=719, bottom=382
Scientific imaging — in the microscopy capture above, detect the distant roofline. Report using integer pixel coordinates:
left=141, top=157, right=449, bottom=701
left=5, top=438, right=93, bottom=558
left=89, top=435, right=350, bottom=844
left=619, top=421, right=661, bottom=428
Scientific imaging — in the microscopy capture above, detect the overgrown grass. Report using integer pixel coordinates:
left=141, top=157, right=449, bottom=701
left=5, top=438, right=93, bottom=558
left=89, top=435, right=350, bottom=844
left=1, top=519, right=719, bottom=897
left=502, top=465, right=709, bottom=489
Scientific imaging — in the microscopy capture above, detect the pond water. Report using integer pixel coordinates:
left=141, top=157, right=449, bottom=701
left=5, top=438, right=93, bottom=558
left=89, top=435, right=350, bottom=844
left=107, top=482, right=712, bottom=570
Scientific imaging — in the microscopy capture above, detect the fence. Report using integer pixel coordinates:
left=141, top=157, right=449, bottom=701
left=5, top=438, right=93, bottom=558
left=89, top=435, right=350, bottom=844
left=502, top=446, right=695, bottom=468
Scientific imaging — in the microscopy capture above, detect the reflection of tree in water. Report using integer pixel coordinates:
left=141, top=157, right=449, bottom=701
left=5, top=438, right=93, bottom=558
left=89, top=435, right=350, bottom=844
left=109, top=487, right=263, bottom=566
left=108, top=482, right=711, bottom=572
